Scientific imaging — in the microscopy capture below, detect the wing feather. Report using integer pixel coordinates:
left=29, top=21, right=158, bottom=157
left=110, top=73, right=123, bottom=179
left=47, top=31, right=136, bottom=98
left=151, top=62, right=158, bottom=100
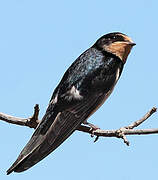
left=7, top=93, right=106, bottom=174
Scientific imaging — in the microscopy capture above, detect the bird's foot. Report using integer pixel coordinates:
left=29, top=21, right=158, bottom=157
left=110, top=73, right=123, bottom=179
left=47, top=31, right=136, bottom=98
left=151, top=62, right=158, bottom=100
left=83, top=121, right=100, bottom=137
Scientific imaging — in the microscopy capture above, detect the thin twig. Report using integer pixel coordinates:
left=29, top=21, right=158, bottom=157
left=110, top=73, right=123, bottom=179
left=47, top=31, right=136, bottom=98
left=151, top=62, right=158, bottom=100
left=0, top=113, right=29, bottom=127
left=0, top=104, right=40, bottom=129
left=26, top=104, right=40, bottom=128
left=0, top=105, right=157, bottom=146
left=125, top=107, right=157, bottom=129
left=76, top=126, right=158, bottom=136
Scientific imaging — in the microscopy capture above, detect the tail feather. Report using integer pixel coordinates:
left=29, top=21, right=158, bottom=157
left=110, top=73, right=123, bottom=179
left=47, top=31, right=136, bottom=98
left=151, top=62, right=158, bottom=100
left=6, top=111, right=83, bottom=174
left=7, top=107, right=58, bottom=175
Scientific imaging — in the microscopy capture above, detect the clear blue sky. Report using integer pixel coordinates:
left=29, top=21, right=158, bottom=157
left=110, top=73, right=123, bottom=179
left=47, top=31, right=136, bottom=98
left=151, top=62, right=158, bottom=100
left=0, top=0, right=158, bottom=179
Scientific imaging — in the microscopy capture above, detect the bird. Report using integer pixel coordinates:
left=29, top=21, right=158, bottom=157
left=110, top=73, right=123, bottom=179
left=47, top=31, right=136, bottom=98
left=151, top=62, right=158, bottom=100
left=7, top=32, right=135, bottom=174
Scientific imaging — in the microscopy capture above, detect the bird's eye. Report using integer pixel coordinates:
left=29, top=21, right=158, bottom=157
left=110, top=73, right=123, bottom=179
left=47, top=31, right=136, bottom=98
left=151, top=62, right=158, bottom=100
left=112, top=36, right=117, bottom=39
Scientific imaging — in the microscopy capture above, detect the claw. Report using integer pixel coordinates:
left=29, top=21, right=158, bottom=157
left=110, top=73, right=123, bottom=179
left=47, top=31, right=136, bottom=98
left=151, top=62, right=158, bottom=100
left=83, top=120, right=100, bottom=139
left=94, top=136, right=99, bottom=142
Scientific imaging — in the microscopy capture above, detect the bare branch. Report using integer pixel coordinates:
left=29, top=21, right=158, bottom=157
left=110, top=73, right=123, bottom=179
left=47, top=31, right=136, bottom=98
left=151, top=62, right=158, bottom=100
left=76, top=125, right=158, bottom=136
left=0, top=105, right=157, bottom=146
left=0, top=104, right=40, bottom=129
left=0, top=112, right=29, bottom=127
left=125, top=107, right=157, bottom=129
left=26, top=104, right=40, bottom=128
left=77, top=107, right=157, bottom=145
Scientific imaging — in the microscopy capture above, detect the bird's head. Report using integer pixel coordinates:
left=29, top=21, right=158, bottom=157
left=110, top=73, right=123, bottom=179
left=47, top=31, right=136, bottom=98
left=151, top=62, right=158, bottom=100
left=94, top=32, right=136, bottom=63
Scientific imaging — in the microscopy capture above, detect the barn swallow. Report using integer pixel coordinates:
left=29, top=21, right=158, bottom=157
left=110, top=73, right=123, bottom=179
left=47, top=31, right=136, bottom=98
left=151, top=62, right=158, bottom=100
left=7, top=32, right=135, bottom=174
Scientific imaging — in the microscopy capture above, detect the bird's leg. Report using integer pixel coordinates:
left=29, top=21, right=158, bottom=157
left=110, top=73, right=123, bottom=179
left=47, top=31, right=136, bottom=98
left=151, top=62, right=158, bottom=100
left=83, top=120, right=100, bottom=137
left=83, top=121, right=100, bottom=130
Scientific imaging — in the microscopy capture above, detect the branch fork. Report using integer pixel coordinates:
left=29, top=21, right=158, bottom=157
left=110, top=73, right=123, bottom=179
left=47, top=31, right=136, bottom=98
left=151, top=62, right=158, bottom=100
left=76, top=107, right=157, bottom=145
left=26, top=104, right=40, bottom=128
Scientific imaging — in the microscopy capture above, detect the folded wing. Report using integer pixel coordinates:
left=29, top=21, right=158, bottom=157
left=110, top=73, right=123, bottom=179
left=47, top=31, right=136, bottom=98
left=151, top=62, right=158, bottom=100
left=7, top=93, right=106, bottom=174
